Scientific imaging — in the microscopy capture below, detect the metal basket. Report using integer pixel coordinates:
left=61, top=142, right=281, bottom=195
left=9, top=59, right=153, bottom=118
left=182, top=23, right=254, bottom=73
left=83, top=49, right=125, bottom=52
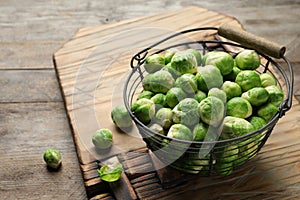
left=123, top=25, right=294, bottom=176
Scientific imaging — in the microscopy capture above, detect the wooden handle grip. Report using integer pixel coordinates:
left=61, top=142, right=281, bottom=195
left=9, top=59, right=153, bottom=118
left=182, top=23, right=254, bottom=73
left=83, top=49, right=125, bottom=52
left=218, top=23, right=286, bottom=58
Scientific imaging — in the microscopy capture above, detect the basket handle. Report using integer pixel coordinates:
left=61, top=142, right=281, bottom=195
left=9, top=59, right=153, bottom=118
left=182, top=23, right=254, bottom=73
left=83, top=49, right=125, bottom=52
left=218, top=24, right=286, bottom=59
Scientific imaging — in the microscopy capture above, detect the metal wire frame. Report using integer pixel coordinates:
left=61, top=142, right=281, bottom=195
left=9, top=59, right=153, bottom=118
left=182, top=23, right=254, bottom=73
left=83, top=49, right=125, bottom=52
left=123, top=27, right=294, bottom=175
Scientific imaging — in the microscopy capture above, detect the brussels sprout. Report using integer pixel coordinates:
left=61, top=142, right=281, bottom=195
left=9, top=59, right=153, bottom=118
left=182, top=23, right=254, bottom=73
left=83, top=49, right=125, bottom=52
left=174, top=73, right=198, bottom=94
left=98, top=162, right=123, bottom=182
left=215, top=144, right=239, bottom=176
left=235, top=138, right=258, bottom=167
left=172, top=153, right=210, bottom=174
left=248, top=116, right=267, bottom=131
left=142, top=70, right=175, bottom=94
left=187, top=48, right=202, bottom=66
left=151, top=93, right=167, bottom=110
left=221, top=81, right=242, bottom=100
left=260, top=73, right=277, bottom=87
left=199, top=96, right=225, bottom=127
left=193, top=122, right=209, bottom=141
left=111, top=105, right=133, bottom=129
left=208, top=88, right=227, bottom=103
left=221, top=116, right=254, bottom=139
left=265, top=85, right=284, bottom=107
left=131, top=98, right=155, bottom=124
left=235, top=70, right=261, bottom=91
left=92, top=129, right=113, bottom=149
left=170, top=50, right=198, bottom=74
left=172, top=98, right=199, bottom=126
left=204, top=51, right=234, bottom=75
left=223, top=66, right=242, bottom=81
left=165, top=87, right=187, bottom=108
left=155, top=107, right=173, bottom=129
left=257, top=102, right=279, bottom=122
left=226, top=97, right=252, bottom=119
left=196, top=65, right=223, bottom=92
left=137, top=90, right=154, bottom=100
left=164, top=48, right=179, bottom=64
left=43, top=148, right=62, bottom=169
left=235, top=50, right=260, bottom=70
left=144, top=54, right=165, bottom=73
left=194, top=90, right=207, bottom=103
left=161, top=63, right=181, bottom=79
left=167, top=124, right=194, bottom=141
left=148, top=123, right=165, bottom=135
left=241, top=87, right=269, bottom=107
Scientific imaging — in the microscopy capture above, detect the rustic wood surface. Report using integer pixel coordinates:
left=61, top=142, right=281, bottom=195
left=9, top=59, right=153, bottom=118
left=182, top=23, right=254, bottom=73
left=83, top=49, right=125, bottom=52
left=0, top=1, right=299, bottom=200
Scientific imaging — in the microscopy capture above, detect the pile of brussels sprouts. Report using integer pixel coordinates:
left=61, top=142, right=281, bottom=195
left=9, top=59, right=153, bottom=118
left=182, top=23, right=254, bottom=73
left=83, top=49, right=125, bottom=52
left=126, top=47, right=284, bottom=175
left=109, top=47, right=284, bottom=175
left=132, top=48, right=283, bottom=137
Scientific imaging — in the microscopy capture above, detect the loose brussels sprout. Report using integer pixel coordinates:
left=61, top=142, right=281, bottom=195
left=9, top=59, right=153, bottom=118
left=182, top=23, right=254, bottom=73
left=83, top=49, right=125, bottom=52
left=148, top=123, right=165, bottom=135
left=174, top=73, right=198, bottom=94
left=198, top=96, right=225, bottom=127
left=194, top=90, right=207, bottom=103
left=226, top=97, right=252, bottom=119
left=223, top=66, right=242, bottom=81
left=161, top=63, right=181, bottom=79
left=204, top=51, right=234, bottom=75
left=164, top=48, right=179, bottom=64
left=172, top=98, right=199, bottom=126
left=241, top=87, right=269, bottom=107
left=151, top=93, right=167, bottom=110
left=98, top=162, right=123, bottom=182
left=111, top=105, right=133, bottom=130
left=215, top=144, right=239, bottom=176
left=248, top=116, right=267, bottom=131
left=167, top=124, right=194, bottom=141
left=137, top=90, right=154, bottom=100
left=193, top=122, right=209, bottom=141
left=155, top=107, right=173, bottom=129
left=221, top=81, right=242, bottom=100
left=235, top=70, right=261, bottom=91
left=187, top=48, right=202, bottom=66
left=92, top=129, right=113, bottom=149
left=260, top=73, right=277, bottom=87
left=208, top=88, right=227, bottom=103
left=43, top=148, right=62, bottom=169
left=235, top=50, right=260, bottom=70
left=142, top=70, right=175, bottom=94
left=196, top=65, right=223, bottom=92
left=144, top=54, right=165, bottom=73
left=265, top=85, right=284, bottom=106
left=235, top=137, right=258, bottom=167
left=165, top=87, right=187, bottom=108
left=221, top=116, right=254, bottom=139
left=257, top=102, right=279, bottom=122
left=170, top=50, right=198, bottom=74
left=131, top=98, right=155, bottom=124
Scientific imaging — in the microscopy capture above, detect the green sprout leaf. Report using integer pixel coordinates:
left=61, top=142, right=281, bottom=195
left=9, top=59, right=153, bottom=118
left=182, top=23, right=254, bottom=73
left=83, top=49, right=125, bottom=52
left=98, top=162, right=123, bottom=182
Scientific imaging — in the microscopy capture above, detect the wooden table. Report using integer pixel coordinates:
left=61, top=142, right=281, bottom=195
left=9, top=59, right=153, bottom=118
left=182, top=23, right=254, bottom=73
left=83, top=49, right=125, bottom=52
left=0, top=1, right=299, bottom=199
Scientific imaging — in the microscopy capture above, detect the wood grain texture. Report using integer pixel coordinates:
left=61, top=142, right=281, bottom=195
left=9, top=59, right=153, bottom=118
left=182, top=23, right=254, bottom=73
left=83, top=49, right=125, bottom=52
left=0, top=69, right=62, bottom=103
left=0, top=102, right=87, bottom=200
left=0, top=1, right=299, bottom=200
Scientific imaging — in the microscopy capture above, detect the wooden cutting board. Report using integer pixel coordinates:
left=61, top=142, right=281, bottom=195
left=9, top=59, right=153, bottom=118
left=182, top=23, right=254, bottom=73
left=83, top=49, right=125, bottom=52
left=53, top=6, right=242, bottom=165
left=53, top=6, right=300, bottom=200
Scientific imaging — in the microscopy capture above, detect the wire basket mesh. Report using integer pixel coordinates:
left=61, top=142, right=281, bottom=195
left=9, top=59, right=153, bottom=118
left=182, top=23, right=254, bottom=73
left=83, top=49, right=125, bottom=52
left=123, top=26, right=293, bottom=176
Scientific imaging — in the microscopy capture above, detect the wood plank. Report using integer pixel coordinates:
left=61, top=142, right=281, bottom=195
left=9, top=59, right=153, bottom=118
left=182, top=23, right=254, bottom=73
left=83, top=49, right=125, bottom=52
left=0, top=69, right=62, bottom=103
left=0, top=102, right=86, bottom=199
left=0, top=42, right=63, bottom=69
